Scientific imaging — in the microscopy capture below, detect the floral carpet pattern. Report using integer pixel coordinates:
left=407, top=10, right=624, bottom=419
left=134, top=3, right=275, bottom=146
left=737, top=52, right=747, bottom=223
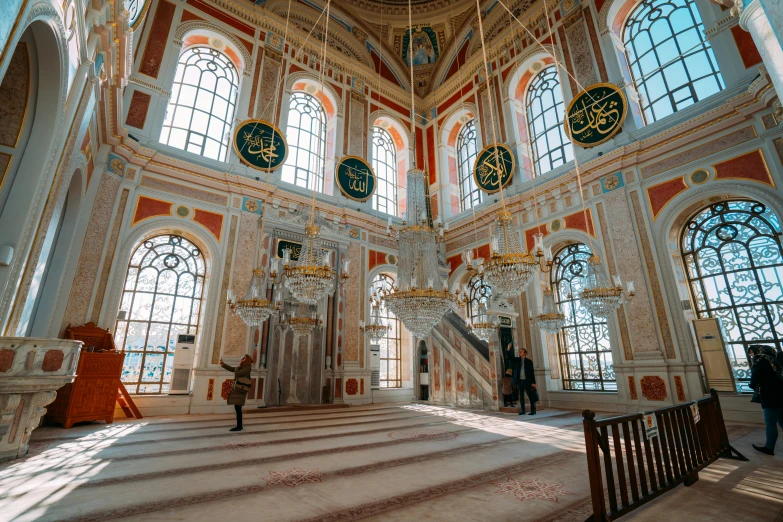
left=493, top=478, right=574, bottom=503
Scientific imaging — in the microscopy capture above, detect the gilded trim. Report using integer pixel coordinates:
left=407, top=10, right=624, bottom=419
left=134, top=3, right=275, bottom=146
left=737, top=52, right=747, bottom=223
left=0, top=152, right=12, bottom=191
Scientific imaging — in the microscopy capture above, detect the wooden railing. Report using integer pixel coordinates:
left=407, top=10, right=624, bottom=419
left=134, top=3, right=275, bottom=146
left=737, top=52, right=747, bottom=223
left=582, top=389, right=747, bottom=521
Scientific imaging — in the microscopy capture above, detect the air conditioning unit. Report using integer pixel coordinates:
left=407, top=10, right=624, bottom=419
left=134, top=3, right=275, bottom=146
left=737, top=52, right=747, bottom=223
left=370, top=343, right=380, bottom=389
left=168, top=334, right=196, bottom=395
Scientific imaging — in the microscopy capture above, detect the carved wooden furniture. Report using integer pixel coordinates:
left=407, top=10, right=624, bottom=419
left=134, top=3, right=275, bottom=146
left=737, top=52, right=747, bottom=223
left=46, top=323, right=127, bottom=428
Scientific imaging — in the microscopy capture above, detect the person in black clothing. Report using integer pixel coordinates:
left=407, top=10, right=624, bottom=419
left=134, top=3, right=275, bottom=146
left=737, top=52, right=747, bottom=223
left=512, top=347, right=537, bottom=415
left=748, top=344, right=783, bottom=455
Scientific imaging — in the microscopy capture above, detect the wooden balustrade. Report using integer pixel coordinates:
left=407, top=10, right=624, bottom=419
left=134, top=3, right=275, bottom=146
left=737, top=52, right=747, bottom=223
left=582, top=389, right=747, bottom=521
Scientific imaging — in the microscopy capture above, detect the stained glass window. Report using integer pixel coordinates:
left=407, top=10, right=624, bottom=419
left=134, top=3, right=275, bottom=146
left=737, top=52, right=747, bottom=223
left=115, top=235, right=206, bottom=394
left=467, top=274, right=491, bottom=325
left=681, top=200, right=783, bottom=393
left=283, top=92, right=325, bottom=192
left=551, top=244, right=616, bottom=391
left=160, top=47, right=239, bottom=161
left=623, top=0, right=724, bottom=123
left=457, top=120, right=481, bottom=211
left=371, top=273, right=402, bottom=388
left=526, top=65, right=573, bottom=176
left=372, top=126, right=398, bottom=215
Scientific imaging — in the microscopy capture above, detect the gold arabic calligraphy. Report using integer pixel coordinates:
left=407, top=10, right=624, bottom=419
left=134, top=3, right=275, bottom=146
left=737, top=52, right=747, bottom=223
left=344, top=166, right=369, bottom=194
left=477, top=151, right=509, bottom=189
left=243, top=130, right=279, bottom=164
left=569, top=90, right=621, bottom=140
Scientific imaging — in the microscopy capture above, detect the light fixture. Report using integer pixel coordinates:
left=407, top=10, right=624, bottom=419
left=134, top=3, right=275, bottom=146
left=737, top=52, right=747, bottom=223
left=283, top=224, right=336, bottom=305
left=469, top=301, right=497, bottom=342
left=289, top=310, right=322, bottom=339
left=361, top=297, right=389, bottom=342
left=579, top=255, right=635, bottom=317
left=227, top=214, right=276, bottom=326
left=475, top=211, right=538, bottom=298
left=535, top=287, right=566, bottom=334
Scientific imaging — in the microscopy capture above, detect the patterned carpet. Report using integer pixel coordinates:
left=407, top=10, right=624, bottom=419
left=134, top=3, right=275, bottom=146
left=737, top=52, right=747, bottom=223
left=0, top=404, right=777, bottom=521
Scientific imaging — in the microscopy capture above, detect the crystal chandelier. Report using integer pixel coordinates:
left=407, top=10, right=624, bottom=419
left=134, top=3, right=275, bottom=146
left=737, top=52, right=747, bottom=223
left=535, top=287, right=566, bottom=334
left=289, top=311, right=322, bottom=339
left=227, top=268, right=276, bottom=326
left=383, top=170, right=459, bottom=339
left=361, top=299, right=389, bottom=342
left=283, top=224, right=335, bottom=305
left=579, top=255, right=635, bottom=317
left=469, top=301, right=497, bottom=342
left=475, top=211, right=538, bottom=298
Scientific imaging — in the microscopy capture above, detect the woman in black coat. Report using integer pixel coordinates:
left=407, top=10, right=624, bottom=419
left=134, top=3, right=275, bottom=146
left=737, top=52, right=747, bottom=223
left=220, top=354, right=253, bottom=432
left=749, top=345, right=783, bottom=455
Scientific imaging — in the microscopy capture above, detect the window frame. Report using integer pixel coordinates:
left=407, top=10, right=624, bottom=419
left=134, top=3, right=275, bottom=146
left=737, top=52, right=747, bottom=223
left=550, top=243, right=616, bottom=392
left=467, top=274, right=491, bottom=325
left=525, top=65, right=573, bottom=176
left=372, top=126, right=398, bottom=216
left=283, top=91, right=326, bottom=193
left=160, top=46, right=239, bottom=162
left=457, top=119, right=481, bottom=211
left=371, top=273, right=402, bottom=388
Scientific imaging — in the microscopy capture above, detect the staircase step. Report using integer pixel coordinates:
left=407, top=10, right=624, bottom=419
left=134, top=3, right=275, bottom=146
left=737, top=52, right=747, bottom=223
left=243, top=404, right=350, bottom=414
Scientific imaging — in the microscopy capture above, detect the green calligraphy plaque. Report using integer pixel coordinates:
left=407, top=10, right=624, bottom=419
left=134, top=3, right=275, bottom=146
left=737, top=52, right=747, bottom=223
left=233, top=119, right=288, bottom=172
left=277, top=240, right=327, bottom=262
left=473, top=143, right=515, bottom=194
left=565, top=83, right=627, bottom=148
left=336, top=155, right=376, bottom=202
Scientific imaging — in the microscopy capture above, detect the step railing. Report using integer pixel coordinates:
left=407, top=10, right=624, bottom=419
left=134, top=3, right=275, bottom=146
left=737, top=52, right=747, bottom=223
left=582, top=389, right=747, bottom=521
left=442, top=310, right=489, bottom=361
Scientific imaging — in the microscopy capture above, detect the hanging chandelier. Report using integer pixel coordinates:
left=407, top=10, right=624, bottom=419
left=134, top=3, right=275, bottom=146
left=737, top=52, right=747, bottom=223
left=361, top=299, right=389, bottom=342
left=283, top=224, right=335, bottom=305
left=227, top=268, right=276, bottom=327
left=579, top=255, right=635, bottom=317
left=383, top=171, right=460, bottom=339
left=289, top=311, right=322, bottom=339
left=535, top=287, right=566, bottom=334
left=469, top=301, right=497, bottom=342
left=475, top=211, right=538, bottom=298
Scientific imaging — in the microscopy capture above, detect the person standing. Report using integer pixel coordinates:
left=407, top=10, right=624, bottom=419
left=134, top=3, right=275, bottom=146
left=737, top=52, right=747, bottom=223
left=220, top=354, right=253, bottom=432
left=749, top=345, right=783, bottom=455
left=512, top=347, right=537, bottom=415
left=501, top=369, right=514, bottom=407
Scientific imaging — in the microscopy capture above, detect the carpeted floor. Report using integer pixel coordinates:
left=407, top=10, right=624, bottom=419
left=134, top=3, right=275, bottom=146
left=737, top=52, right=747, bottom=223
left=0, top=404, right=780, bottom=521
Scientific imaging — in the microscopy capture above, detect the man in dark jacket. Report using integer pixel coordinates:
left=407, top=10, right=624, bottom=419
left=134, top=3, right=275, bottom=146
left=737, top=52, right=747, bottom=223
left=512, top=347, right=537, bottom=415
left=749, top=344, right=783, bottom=455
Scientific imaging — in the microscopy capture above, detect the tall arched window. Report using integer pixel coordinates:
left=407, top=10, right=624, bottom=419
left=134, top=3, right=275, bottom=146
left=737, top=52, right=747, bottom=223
left=372, top=126, right=398, bottom=215
left=623, top=0, right=723, bottom=124
left=283, top=92, right=326, bottom=192
left=114, top=235, right=206, bottom=394
left=681, top=200, right=783, bottom=392
left=526, top=66, right=573, bottom=176
left=467, top=274, right=491, bottom=325
left=371, top=273, right=402, bottom=388
left=551, top=244, right=615, bottom=391
left=457, top=120, right=481, bottom=211
left=160, top=47, right=239, bottom=161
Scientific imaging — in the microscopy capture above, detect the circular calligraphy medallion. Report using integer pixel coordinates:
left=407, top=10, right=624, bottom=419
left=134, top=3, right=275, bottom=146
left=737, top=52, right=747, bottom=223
left=473, top=143, right=515, bottom=194
left=565, top=83, right=627, bottom=148
left=335, top=156, right=376, bottom=202
left=125, top=0, right=152, bottom=31
left=233, top=119, right=288, bottom=172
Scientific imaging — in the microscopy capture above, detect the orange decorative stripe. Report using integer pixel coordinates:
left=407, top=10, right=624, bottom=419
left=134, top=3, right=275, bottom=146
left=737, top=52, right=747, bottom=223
left=193, top=209, right=224, bottom=241
left=564, top=209, right=596, bottom=237
left=647, top=177, right=688, bottom=219
left=713, top=149, right=774, bottom=187
left=132, top=196, right=173, bottom=225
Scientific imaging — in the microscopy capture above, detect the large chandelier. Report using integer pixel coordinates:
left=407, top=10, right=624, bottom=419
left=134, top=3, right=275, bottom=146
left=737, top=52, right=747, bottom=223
left=361, top=299, right=389, bottom=342
left=383, top=170, right=459, bottom=339
left=227, top=268, right=276, bottom=326
left=476, top=211, right=537, bottom=298
left=579, top=255, right=635, bottom=317
left=469, top=301, right=497, bottom=342
left=283, top=224, right=335, bottom=305
left=535, top=287, right=566, bottom=334
left=289, top=311, right=322, bottom=339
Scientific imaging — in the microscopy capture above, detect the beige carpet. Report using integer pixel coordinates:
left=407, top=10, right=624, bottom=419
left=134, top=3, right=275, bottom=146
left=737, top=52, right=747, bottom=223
left=0, top=404, right=779, bottom=521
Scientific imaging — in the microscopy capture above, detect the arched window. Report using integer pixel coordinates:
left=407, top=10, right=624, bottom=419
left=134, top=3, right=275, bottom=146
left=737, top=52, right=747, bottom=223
left=551, top=244, right=615, bottom=391
left=680, top=200, right=783, bottom=392
left=467, top=274, right=491, bottom=325
left=283, top=92, right=326, bottom=192
left=372, top=126, right=398, bottom=215
left=114, top=235, right=206, bottom=394
left=371, top=273, right=402, bottom=388
left=623, top=0, right=723, bottom=123
left=526, top=66, right=573, bottom=176
left=457, top=120, right=481, bottom=211
left=160, top=47, right=239, bottom=161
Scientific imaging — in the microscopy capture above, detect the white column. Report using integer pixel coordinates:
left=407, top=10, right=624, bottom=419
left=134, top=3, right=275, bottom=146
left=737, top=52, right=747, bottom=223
left=740, top=0, right=783, bottom=101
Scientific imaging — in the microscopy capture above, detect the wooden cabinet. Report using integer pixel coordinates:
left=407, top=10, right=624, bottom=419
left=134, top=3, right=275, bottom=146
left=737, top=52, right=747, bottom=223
left=46, top=323, right=124, bottom=429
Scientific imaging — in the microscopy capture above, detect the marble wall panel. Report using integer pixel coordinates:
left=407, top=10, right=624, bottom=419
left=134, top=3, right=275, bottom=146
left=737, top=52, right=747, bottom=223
left=139, top=0, right=175, bottom=78
left=90, top=188, right=130, bottom=324
left=255, top=52, right=281, bottom=122
left=566, top=19, right=598, bottom=89
left=247, top=47, right=263, bottom=118
left=0, top=153, right=10, bottom=188
left=125, top=90, right=151, bottom=129
left=140, top=176, right=228, bottom=206
left=343, top=242, right=361, bottom=362
left=61, top=173, right=122, bottom=332
left=210, top=215, right=237, bottom=364
left=348, top=94, right=365, bottom=157
left=602, top=190, right=663, bottom=355
left=0, top=42, right=29, bottom=148
left=222, top=214, right=256, bottom=358
left=583, top=8, right=608, bottom=82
